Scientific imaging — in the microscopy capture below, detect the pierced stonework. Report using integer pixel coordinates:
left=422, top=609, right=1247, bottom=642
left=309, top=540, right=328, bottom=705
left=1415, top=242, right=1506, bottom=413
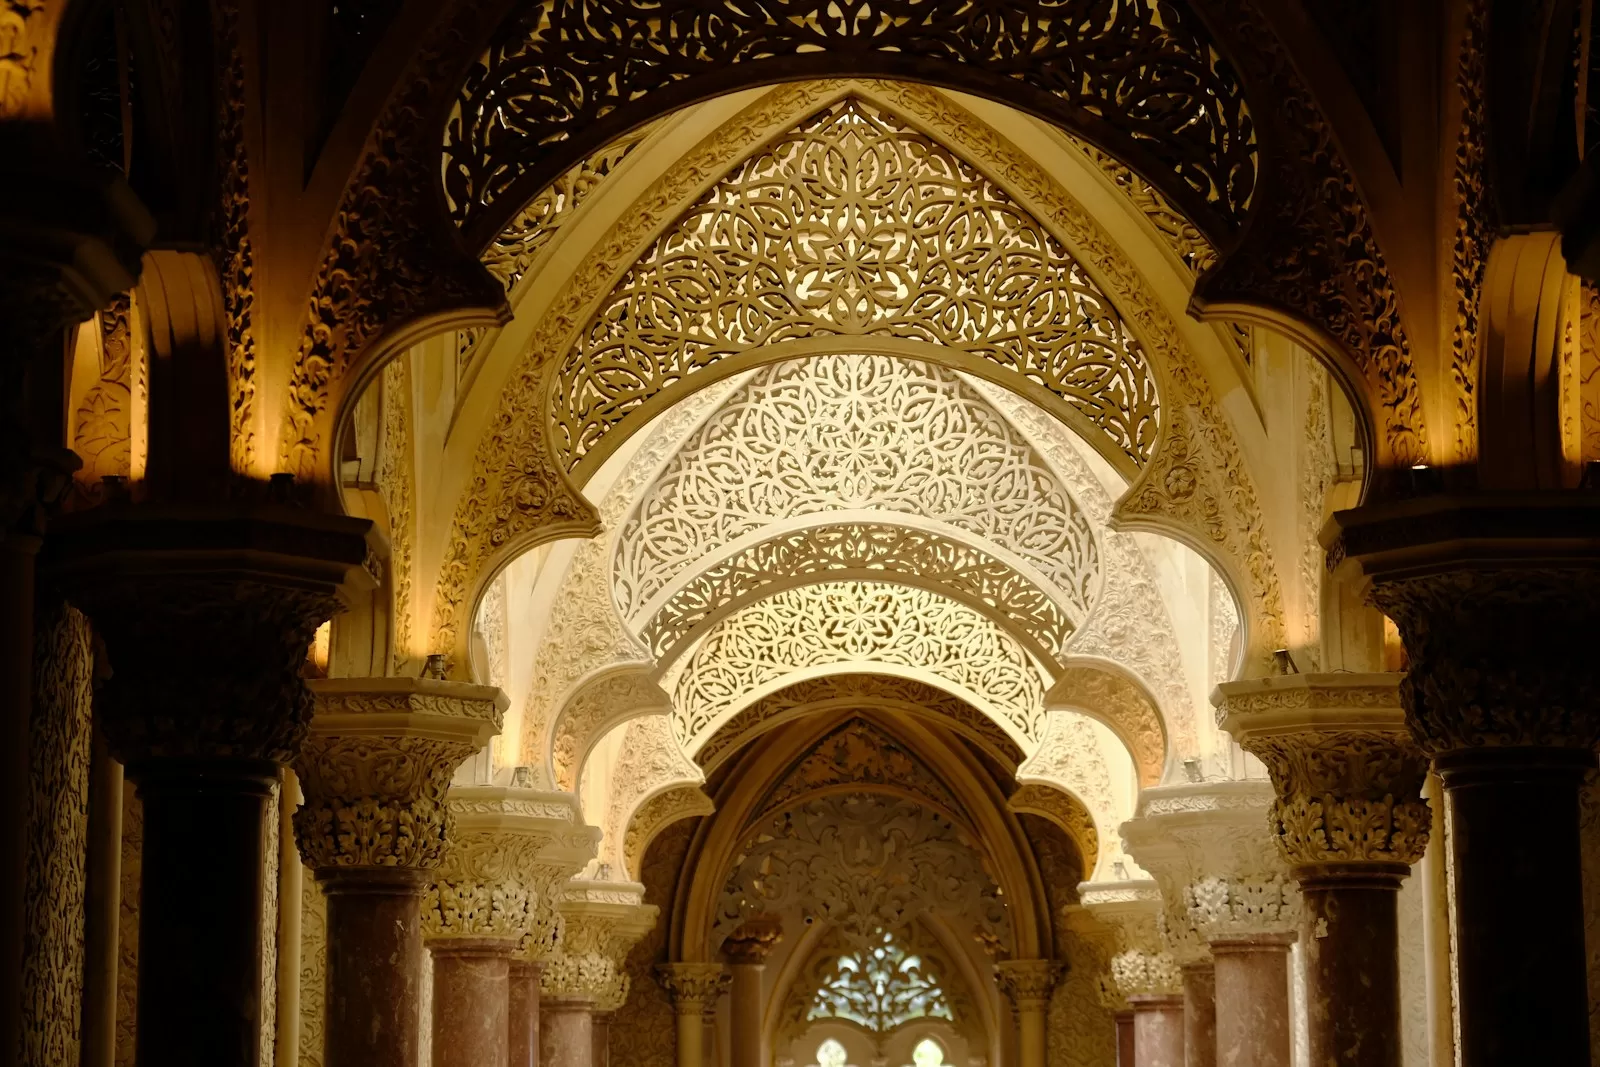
left=671, top=581, right=1047, bottom=747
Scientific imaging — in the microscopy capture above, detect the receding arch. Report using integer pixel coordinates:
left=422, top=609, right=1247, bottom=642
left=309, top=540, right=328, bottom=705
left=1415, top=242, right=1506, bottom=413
left=1045, top=661, right=1170, bottom=788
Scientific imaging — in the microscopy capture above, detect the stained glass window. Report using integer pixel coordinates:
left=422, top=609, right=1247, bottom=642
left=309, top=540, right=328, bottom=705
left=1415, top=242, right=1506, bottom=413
left=806, top=929, right=955, bottom=1033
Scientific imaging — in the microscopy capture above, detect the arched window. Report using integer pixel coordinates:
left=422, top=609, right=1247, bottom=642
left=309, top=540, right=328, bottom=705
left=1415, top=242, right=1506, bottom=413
left=910, top=1038, right=948, bottom=1067
left=807, top=929, right=955, bottom=1032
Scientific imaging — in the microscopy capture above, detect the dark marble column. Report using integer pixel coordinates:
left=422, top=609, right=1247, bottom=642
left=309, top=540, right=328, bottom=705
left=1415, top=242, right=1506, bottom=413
left=510, top=961, right=544, bottom=1067
left=590, top=1011, right=611, bottom=1067
left=1115, top=1010, right=1136, bottom=1067
left=1180, top=964, right=1215, bottom=1067
left=1129, top=994, right=1185, bottom=1067
left=430, top=939, right=513, bottom=1067
left=294, top=678, right=505, bottom=1067
left=50, top=506, right=369, bottom=1067
left=722, top=917, right=782, bottom=1067
left=1218, top=674, right=1428, bottom=1067
left=1329, top=498, right=1600, bottom=1067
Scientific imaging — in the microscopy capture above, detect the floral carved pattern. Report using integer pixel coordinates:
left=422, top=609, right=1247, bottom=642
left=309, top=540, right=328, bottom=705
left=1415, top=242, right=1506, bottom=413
left=551, top=98, right=1160, bottom=477
left=445, top=0, right=1256, bottom=243
left=671, top=581, right=1046, bottom=747
left=614, top=354, right=1099, bottom=628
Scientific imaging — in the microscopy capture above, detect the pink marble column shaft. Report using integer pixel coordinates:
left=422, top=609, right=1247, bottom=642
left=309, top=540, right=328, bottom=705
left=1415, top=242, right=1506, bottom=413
left=430, top=939, right=513, bottom=1067
left=540, top=996, right=595, bottom=1067
left=1211, top=938, right=1291, bottom=1067
left=1130, top=994, right=1185, bottom=1067
left=1181, top=963, right=1216, bottom=1067
left=509, top=961, right=543, bottom=1067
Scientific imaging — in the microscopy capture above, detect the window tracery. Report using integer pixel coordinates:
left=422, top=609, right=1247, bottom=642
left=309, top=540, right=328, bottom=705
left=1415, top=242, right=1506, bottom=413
left=671, top=581, right=1046, bottom=747
left=614, top=354, right=1100, bottom=632
left=804, top=930, right=955, bottom=1034
left=551, top=98, right=1161, bottom=477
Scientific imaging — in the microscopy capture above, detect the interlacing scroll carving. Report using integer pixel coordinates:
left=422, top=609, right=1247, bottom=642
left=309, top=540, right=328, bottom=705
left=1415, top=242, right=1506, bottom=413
left=445, top=0, right=1256, bottom=242
left=615, top=354, right=1099, bottom=627
left=73, top=294, right=139, bottom=495
left=642, top=521, right=1079, bottom=668
left=1018, top=711, right=1128, bottom=878
left=672, top=581, right=1046, bottom=747
left=213, top=0, right=256, bottom=474
left=1064, top=138, right=1217, bottom=275
left=550, top=668, right=672, bottom=791
left=377, top=357, right=416, bottom=666
left=550, top=98, right=1160, bottom=476
left=1449, top=0, right=1490, bottom=462
left=693, top=674, right=1023, bottom=770
left=1581, top=282, right=1600, bottom=462
left=599, top=714, right=705, bottom=875
left=716, top=793, right=1011, bottom=955
left=1217, top=675, right=1429, bottom=869
left=1046, top=665, right=1166, bottom=787
left=622, top=785, right=714, bottom=881
left=294, top=679, right=505, bottom=870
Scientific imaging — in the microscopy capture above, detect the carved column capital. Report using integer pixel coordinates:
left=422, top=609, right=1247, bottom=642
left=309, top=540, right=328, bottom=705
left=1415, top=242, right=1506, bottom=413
left=1328, top=496, right=1600, bottom=764
left=1080, top=881, right=1178, bottom=1000
left=995, top=959, right=1064, bottom=1011
left=293, top=678, right=505, bottom=871
left=540, top=880, right=659, bottom=1011
left=1109, top=950, right=1183, bottom=999
left=655, top=963, right=730, bottom=1014
left=721, top=916, right=784, bottom=965
left=424, top=786, right=600, bottom=959
left=1216, top=674, right=1430, bottom=875
left=47, top=504, right=372, bottom=770
left=1121, top=781, right=1298, bottom=955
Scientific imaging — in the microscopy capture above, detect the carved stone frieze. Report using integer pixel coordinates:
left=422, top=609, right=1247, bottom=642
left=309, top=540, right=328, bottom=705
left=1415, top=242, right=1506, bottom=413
left=541, top=880, right=659, bottom=1010
left=550, top=668, right=672, bottom=791
left=1216, top=674, right=1430, bottom=870
left=1120, top=781, right=1290, bottom=960
left=46, top=506, right=373, bottom=768
left=294, top=678, right=506, bottom=871
left=995, top=959, right=1065, bottom=1011
left=654, top=963, right=729, bottom=1012
left=423, top=786, right=600, bottom=960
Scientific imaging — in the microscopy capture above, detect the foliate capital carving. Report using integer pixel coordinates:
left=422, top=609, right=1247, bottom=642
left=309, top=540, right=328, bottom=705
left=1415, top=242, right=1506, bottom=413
left=1329, top=497, right=1600, bottom=756
left=424, top=786, right=600, bottom=957
left=722, top=917, right=784, bottom=965
left=655, top=963, right=730, bottom=1013
left=1120, top=781, right=1286, bottom=962
left=294, top=679, right=505, bottom=872
left=1216, top=674, right=1430, bottom=869
left=994, top=960, right=1064, bottom=1010
left=1186, top=875, right=1300, bottom=943
left=1079, top=880, right=1162, bottom=954
left=1109, top=950, right=1182, bottom=998
left=46, top=505, right=372, bottom=768
left=540, top=881, right=659, bottom=1010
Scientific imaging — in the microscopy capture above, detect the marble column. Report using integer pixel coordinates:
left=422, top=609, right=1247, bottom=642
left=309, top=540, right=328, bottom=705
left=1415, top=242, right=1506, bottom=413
left=1130, top=995, right=1185, bottom=1067
left=1115, top=1011, right=1136, bottom=1067
left=996, top=960, right=1061, bottom=1067
left=722, top=917, right=783, bottom=1067
left=540, top=882, right=659, bottom=1064
left=1329, top=497, right=1600, bottom=1065
left=294, top=677, right=506, bottom=1067
left=656, top=963, right=729, bottom=1067
left=50, top=505, right=369, bottom=1067
left=430, top=940, right=514, bottom=1067
left=1179, top=965, right=1216, bottom=1067
left=591, top=1011, right=612, bottom=1067
left=510, top=961, right=544, bottom=1067
left=1123, top=781, right=1297, bottom=1067
left=540, top=997, right=594, bottom=1067
left=1218, top=673, right=1429, bottom=1067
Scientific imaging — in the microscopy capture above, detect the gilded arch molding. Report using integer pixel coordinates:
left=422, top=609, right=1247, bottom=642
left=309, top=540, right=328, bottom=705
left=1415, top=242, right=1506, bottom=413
left=431, top=79, right=1287, bottom=674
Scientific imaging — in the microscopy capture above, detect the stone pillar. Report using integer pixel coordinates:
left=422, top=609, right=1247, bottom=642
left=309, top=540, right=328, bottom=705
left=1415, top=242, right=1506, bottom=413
left=540, top=998, right=594, bottom=1067
left=1179, top=965, right=1216, bottom=1067
left=1123, top=782, right=1297, bottom=1067
left=1082, top=881, right=1186, bottom=1067
left=81, top=731, right=123, bottom=1067
left=425, top=786, right=599, bottom=1067
left=995, top=960, right=1061, bottom=1067
left=540, top=882, right=659, bottom=1065
left=1115, top=1010, right=1136, bottom=1067
left=656, top=963, right=729, bottom=1067
left=722, top=917, right=783, bottom=1067
left=591, top=1011, right=612, bottom=1067
left=510, top=961, right=545, bottom=1067
left=1217, top=674, right=1429, bottom=1067
left=1329, top=497, right=1600, bottom=1065
left=48, top=505, right=369, bottom=1067
left=294, top=678, right=505, bottom=1067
